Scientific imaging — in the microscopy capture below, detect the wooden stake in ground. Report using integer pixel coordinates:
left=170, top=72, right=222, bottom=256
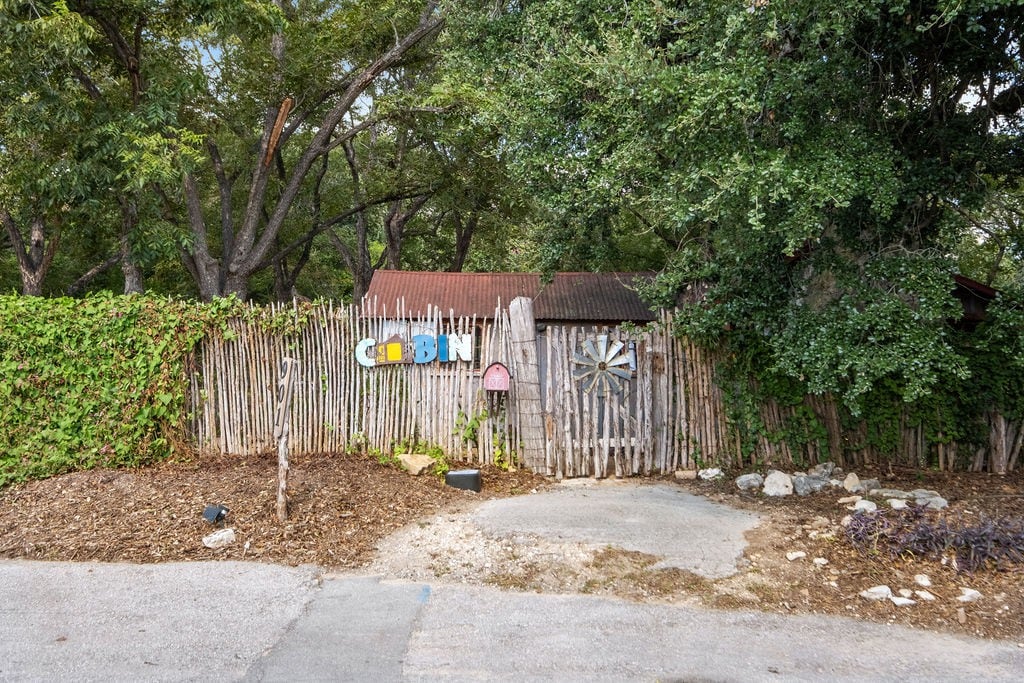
left=274, top=357, right=297, bottom=522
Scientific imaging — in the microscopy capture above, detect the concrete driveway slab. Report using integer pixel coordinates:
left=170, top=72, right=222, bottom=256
left=470, top=481, right=760, bottom=578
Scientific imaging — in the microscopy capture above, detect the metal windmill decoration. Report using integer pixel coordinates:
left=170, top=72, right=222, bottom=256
left=572, top=334, right=632, bottom=395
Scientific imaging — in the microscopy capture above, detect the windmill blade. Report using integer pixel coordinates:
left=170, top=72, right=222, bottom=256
left=582, top=339, right=598, bottom=361
left=605, top=339, right=625, bottom=360
left=573, top=365, right=594, bottom=380
left=607, top=366, right=632, bottom=380
left=596, top=335, right=608, bottom=361
left=606, top=354, right=631, bottom=367
left=581, top=374, right=598, bottom=393
left=572, top=352, right=596, bottom=366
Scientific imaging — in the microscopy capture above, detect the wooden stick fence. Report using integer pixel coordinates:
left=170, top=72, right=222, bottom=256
left=185, top=302, right=1021, bottom=475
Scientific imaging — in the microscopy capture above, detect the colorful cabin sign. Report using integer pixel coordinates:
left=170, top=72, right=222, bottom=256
left=482, top=362, right=511, bottom=392
left=355, top=332, right=473, bottom=368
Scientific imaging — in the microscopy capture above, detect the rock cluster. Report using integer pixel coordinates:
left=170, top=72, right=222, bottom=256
left=857, top=575, right=982, bottom=608
left=732, top=462, right=948, bottom=510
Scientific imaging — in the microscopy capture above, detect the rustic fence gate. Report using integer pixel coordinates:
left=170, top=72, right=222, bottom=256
left=186, top=300, right=716, bottom=475
left=185, top=300, right=1020, bottom=475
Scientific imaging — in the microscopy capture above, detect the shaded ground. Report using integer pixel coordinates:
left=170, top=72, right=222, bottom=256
left=0, top=454, right=1021, bottom=642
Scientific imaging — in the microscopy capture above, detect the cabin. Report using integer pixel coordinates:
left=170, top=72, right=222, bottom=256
left=359, top=270, right=677, bottom=477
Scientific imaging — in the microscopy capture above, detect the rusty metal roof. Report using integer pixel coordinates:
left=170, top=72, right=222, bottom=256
left=534, top=272, right=656, bottom=322
left=363, top=271, right=657, bottom=322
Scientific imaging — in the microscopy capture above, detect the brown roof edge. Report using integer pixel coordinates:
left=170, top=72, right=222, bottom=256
left=953, top=274, right=998, bottom=300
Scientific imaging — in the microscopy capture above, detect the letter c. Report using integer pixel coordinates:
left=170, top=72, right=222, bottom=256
left=355, top=338, right=377, bottom=367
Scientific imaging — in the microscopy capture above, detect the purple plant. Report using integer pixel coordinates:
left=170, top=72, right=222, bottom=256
left=844, top=505, right=1024, bottom=573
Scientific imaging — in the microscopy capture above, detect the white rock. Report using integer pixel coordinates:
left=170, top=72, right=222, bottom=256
left=921, top=496, right=948, bottom=510
left=898, top=588, right=914, bottom=598
left=843, top=472, right=861, bottom=492
left=958, top=587, right=982, bottom=603
left=840, top=515, right=853, bottom=527
left=813, top=557, right=829, bottom=567
left=914, top=590, right=936, bottom=601
left=397, top=453, right=436, bottom=476
left=698, top=467, right=724, bottom=480
left=887, top=499, right=908, bottom=509
left=786, top=551, right=807, bottom=561
left=837, top=495, right=861, bottom=505
left=860, top=585, right=893, bottom=601
left=735, top=473, right=764, bottom=490
left=914, top=574, right=932, bottom=587
left=852, top=500, right=878, bottom=513
left=870, top=488, right=913, bottom=499
left=890, top=596, right=916, bottom=606
left=202, top=528, right=236, bottom=549
left=762, top=470, right=794, bottom=496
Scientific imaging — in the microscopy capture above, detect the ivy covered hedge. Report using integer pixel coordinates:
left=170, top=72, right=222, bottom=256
left=0, top=293, right=243, bottom=487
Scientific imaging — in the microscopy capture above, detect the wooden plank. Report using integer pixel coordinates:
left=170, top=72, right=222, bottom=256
left=508, top=297, right=545, bottom=471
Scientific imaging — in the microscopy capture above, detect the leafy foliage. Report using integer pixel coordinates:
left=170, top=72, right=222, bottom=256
left=845, top=505, right=1024, bottom=573
left=443, top=0, right=1024, bottom=464
left=0, top=293, right=244, bottom=486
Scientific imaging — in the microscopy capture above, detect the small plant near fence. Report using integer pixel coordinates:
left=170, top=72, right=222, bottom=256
left=392, top=436, right=450, bottom=477
left=844, top=505, right=1024, bottom=573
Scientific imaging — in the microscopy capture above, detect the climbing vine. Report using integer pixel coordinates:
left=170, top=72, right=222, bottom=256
left=0, top=293, right=247, bottom=486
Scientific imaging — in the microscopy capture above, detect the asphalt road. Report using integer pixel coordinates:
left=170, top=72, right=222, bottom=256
left=2, top=483, right=1022, bottom=682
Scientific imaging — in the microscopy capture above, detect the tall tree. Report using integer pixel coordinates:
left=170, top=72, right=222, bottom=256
left=1, top=1, right=220, bottom=295
left=444, top=0, right=1024, bottom=410
left=178, top=0, right=444, bottom=300
left=0, top=2, right=98, bottom=295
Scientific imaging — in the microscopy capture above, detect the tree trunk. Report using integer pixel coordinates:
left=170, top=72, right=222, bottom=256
left=2, top=209, right=60, bottom=296
left=449, top=212, right=478, bottom=272
left=182, top=172, right=227, bottom=301
left=118, top=199, right=144, bottom=294
left=383, top=195, right=431, bottom=270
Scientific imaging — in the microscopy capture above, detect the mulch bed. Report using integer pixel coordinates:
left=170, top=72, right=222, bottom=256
left=0, top=451, right=548, bottom=567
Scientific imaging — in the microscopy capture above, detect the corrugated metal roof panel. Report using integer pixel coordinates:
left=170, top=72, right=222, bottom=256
left=364, top=271, right=540, bottom=319
left=535, top=273, right=656, bottom=322
left=363, top=271, right=657, bottom=322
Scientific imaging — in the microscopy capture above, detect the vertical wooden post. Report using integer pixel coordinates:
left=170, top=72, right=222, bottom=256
left=274, top=357, right=297, bottom=522
left=509, top=297, right=546, bottom=472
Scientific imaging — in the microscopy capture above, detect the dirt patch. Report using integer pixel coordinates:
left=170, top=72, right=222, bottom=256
left=0, top=456, right=1021, bottom=642
left=676, top=468, right=1024, bottom=641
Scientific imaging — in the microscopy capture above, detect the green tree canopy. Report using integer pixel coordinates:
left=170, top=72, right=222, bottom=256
left=443, top=0, right=1024, bottom=413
